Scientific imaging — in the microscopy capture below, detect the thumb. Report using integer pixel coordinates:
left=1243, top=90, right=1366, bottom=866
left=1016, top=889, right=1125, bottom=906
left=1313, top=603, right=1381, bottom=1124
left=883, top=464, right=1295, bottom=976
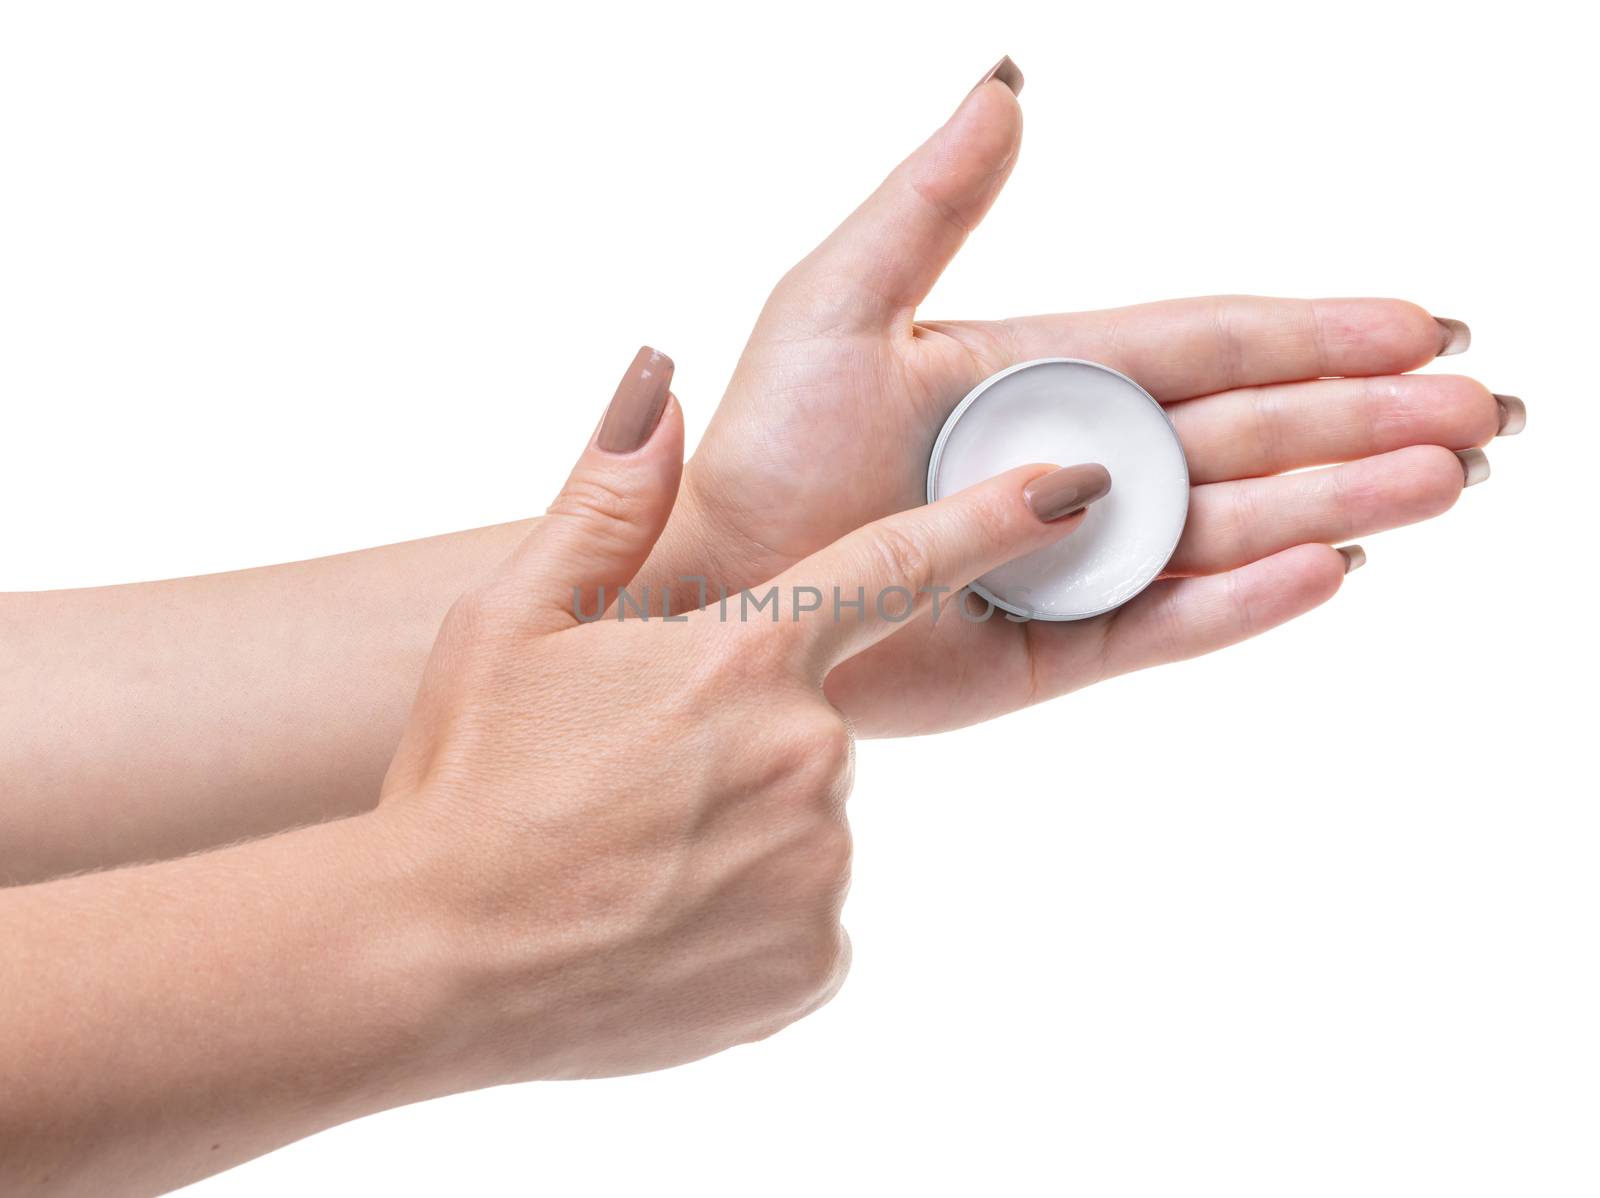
left=493, top=346, right=685, bottom=630
left=764, top=56, right=1024, bottom=337
left=769, top=461, right=1110, bottom=678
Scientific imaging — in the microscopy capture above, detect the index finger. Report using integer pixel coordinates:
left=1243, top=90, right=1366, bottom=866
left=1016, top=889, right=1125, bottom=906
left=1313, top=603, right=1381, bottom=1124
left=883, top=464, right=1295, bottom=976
left=764, top=462, right=1111, bottom=677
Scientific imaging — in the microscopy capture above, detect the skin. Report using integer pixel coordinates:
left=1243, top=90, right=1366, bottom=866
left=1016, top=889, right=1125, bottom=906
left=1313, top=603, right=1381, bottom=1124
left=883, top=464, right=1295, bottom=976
left=637, top=80, right=1497, bottom=734
left=0, top=393, right=1100, bottom=1196
left=0, top=72, right=1504, bottom=887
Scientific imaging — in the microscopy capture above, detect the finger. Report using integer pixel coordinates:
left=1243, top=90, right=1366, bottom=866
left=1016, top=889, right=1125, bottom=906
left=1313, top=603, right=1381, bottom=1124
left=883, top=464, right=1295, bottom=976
left=762, top=461, right=1110, bottom=676
left=1000, top=297, right=1467, bottom=402
left=1171, top=373, right=1509, bottom=484
left=488, top=346, right=684, bottom=631
left=762, top=59, right=1024, bottom=337
left=1167, top=445, right=1473, bottom=577
left=1092, top=543, right=1351, bottom=682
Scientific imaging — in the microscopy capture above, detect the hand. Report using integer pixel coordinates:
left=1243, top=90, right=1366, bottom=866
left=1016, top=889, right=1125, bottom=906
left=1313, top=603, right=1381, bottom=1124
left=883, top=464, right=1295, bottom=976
left=641, top=60, right=1521, bottom=736
left=375, top=356, right=1101, bottom=1080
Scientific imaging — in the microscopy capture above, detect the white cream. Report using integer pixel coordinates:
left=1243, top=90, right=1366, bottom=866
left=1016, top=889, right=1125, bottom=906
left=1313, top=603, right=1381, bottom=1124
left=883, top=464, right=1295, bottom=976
left=926, top=358, right=1190, bottom=620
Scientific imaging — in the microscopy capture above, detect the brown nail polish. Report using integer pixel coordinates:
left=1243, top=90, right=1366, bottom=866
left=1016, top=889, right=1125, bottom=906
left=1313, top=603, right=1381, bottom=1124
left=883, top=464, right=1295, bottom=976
left=1024, top=463, right=1111, bottom=523
left=974, top=55, right=1024, bottom=97
left=1335, top=544, right=1366, bottom=574
left=596, top=346, right=674, bottom=453
left=1435, top=317, right=1471, bottom=357
left=1494, top=393, right=1526, bottom=436
left=1456, top=447, right=1490, bottom=487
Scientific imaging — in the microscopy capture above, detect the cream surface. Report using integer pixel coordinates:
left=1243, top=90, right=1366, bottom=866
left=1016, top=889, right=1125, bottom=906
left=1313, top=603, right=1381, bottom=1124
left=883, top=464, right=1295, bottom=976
left=928, top=359, right=1190, bottom=620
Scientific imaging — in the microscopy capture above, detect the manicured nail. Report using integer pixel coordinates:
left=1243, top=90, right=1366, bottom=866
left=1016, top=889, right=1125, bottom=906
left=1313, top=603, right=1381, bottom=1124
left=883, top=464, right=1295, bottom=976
left=1335, top=544, right=1366, bottom=574
left=1025, top=463, right=1111, bottom=522
left=1494, top=393, right=1526, bottom=436
left=1435, top=317, right=1471, bottom=356
left=974, top=55, right=1024, bottom=97
left=596, top=346, right=674, bottom=453
left=1456, top=447, right=1490, bottom=487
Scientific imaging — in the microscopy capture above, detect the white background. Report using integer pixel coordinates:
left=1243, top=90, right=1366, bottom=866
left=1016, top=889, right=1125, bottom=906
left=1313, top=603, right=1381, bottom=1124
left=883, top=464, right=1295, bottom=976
left=3, top=1, right=1596, bottom=1194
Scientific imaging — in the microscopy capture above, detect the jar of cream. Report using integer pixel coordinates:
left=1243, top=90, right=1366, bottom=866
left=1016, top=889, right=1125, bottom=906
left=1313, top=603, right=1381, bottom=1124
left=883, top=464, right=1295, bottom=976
left=926, top=358, right=1190, bottom=620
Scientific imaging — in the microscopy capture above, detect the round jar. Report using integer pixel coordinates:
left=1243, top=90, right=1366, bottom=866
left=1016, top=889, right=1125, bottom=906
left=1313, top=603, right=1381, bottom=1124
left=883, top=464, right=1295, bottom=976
left=926, top=358, right=1190, bottom=621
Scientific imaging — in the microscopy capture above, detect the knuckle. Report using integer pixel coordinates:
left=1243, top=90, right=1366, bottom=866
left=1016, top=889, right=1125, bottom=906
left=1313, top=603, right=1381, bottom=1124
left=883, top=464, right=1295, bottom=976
left=437, top=583, right=525, bottom=664
left=807, top=818, right=854, bottom=887
left=1218, top=483, right=1265, bottom=567
left=546, top=475, right=642, bottom=549
left=762, top=263, right=842, bottom=336
left=965, top=488, right=1017, bottom=546
left=794, top=918, right=851, bottom=996
left=864, top=521, right=935, bottom=599
left=789, top=708, right=855, bottom=792
left=1223, top=564, right=1268, bottom=640
left=1364, top=375, right=1413, bottom=448
left=1247, top=385, right=1289, bottom=470
left=1208, top=296, right=1248, bottom=385
left=1321, top=458, right=1375, bottom=526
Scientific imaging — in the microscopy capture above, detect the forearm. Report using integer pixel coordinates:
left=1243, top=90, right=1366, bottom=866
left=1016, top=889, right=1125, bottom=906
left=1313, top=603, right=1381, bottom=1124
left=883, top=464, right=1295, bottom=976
left=0, top=519, right=532, bottom=885
left=0, top=812, right=472, bottom=1197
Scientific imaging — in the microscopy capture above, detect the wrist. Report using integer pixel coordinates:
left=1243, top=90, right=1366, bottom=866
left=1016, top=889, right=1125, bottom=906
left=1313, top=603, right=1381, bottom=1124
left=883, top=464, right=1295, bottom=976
left=307, top=809, right=497, bottom=1099
left=362, top=798, right=578, bottom=1088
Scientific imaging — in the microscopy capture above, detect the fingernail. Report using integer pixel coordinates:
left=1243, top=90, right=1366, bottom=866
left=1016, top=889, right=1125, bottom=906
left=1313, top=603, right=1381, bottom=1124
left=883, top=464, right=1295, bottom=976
left=596, top=346, right=674, bottom=453
left=1025, top=463, right=1111, bottom=523
left=1435, top=317, right=1471, bottom=356
left=1456, top=447, right=1491, bottom=487
left=1336, top=544, right=1367, bottom=574
left=1494, top=393, right=1526, bottom=436
left=973, top=55, right=1024, bottom=97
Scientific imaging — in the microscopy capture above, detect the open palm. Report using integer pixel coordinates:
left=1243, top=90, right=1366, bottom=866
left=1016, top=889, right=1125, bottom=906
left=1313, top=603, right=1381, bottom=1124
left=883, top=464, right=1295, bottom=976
left=641, top=62, right=1514, bottom=736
